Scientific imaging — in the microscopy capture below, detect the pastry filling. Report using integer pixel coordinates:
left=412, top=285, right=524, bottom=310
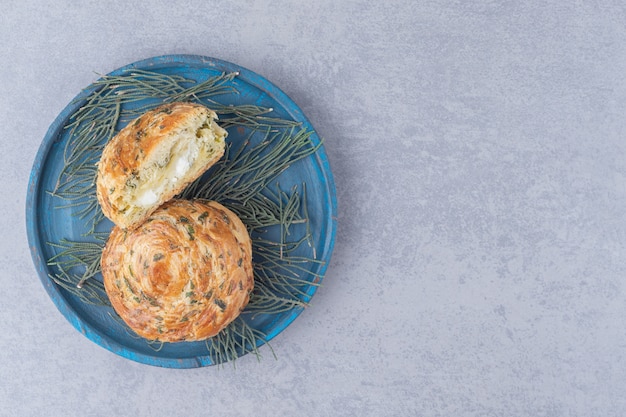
left=119, top=117, right=226, bottom=217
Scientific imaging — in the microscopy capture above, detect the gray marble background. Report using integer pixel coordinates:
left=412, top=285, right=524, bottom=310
left=3, top=1, right=626, bottom=416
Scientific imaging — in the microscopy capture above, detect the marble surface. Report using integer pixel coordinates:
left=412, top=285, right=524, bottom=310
left=4, top=1, right=626, bottom=416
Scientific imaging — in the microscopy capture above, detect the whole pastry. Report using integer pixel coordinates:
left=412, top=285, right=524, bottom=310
left=96, top=102, right=227, bottom=229
left=101, top=199, right=254, bottom=342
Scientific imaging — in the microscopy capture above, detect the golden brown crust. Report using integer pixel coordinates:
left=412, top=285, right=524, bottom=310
left=96, top=102, right=226, bottom=229
left=101, top=199, right=254, bottom=342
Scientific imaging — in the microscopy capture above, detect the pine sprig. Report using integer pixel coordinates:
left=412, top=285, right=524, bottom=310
left=45, top=68, right=323, bottom=365
left=181, top=127, right=322, bottom=204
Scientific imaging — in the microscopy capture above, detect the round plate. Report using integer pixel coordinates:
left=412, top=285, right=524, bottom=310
left=26, top=55, right=337, bottom=368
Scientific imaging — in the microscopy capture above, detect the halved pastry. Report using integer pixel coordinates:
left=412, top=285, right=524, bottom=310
left=96, top=102, right=227, bottom=229
left=101, top=199, right=254, bottom=342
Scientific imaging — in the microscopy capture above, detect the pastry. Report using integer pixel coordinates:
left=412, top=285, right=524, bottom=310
left=96, top=102, right=227, bottom=229
left=101, top=199, right=254, bottom=342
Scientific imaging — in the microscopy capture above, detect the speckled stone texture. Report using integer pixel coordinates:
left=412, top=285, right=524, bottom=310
left=4, top=1, right=626, bottom=416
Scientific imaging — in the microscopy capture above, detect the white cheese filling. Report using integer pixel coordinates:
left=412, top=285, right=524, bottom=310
left=124, top=118, right=225, bottom=211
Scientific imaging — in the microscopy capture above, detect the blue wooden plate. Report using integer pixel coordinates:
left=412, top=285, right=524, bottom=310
left=26, top=55, right=337, bottom=368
